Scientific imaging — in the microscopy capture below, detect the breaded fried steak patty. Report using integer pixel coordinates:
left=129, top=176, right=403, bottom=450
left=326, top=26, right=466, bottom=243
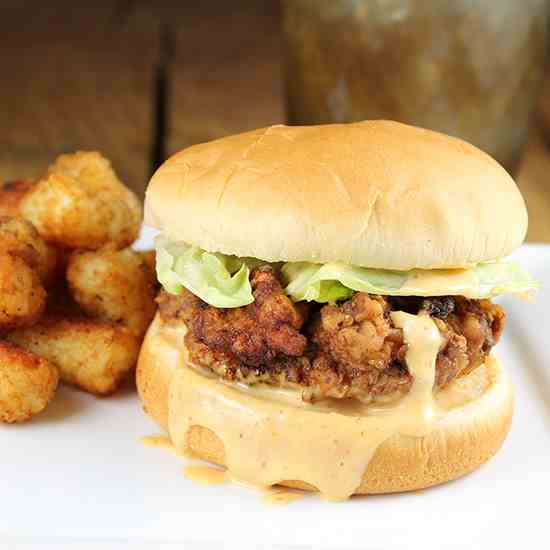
left=157, top=266, right=505, bottom=403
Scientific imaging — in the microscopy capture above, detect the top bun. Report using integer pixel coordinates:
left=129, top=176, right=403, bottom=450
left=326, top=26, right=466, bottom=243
left=145, top=120, right=527, bottom=270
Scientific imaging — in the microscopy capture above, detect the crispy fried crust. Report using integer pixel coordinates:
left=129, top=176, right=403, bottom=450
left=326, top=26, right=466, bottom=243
left=67, top=247, right=157, bottom=338
left=21, top=151, right=141, bottom=250
left=0, top=216, right=58, bottom=285
left=0, top=340, right=58, bottom=423
left=8, top=317, right=140, bottom=395
left=137, top=314, right=514, bottom=495
left=0, top=179, right=35, bottom=217
left=0, top=252, right=46, bottom=330
left=158, top=282, right=505, bottom=403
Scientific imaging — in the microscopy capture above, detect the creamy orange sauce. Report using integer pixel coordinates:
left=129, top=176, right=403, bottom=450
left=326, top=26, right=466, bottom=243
left=435, top=363, right=488, bottom=409
left=141, top=435, right=176, bottom=453
left=183, top=464, right=228, bottom=485
left=164, top=312, right=443, bottom=501
left=262, top=489, right=307, bottom=506
left=403, top=269, right=479, bottom=298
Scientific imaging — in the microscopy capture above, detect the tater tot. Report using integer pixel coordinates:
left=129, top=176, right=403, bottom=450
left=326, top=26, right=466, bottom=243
left=0, top=216, right=58, bottom=285
left=21, top=151, right=142, bottom=250
left=0, top=253, right=46, bottom=330
left=67, top=247, right=157, bottom=337
left=0, top=179, right=35, bottom=217
left=7, top=318, right=140, bottom=395
left=0, top=340, right=58, bottom=423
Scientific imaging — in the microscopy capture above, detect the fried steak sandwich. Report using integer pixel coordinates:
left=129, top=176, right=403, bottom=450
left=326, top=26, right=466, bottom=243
left=138, top=121, right=536, bottom=500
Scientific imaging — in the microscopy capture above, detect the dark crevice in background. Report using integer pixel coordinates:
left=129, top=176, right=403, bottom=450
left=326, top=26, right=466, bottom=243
left=113, top=0, right=136, bottom=24
left=151, top=25, right=174, bottom=174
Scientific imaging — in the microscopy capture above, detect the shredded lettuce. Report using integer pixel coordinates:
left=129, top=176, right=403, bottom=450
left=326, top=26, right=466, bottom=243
left=156, top=237, right=255, bottom=308
left=156, top=237, right=538, bottom=307
left=475, top=261, right=539, bottom=297
left=282, top=261, right=538, bottom=302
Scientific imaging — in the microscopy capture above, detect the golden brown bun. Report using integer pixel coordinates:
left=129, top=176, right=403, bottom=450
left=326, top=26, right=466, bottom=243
left=137, top=314, right=514, bottom=495
left=145, top=120, right=526, bottom=270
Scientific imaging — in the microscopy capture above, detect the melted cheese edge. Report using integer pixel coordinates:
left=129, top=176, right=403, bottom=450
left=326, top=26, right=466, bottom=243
left=167, top=312, right=444, bottom=501
left=402, top=269, right=479, bottom=298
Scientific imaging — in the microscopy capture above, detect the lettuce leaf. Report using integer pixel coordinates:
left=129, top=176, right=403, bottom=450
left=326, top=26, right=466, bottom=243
left=475, top=261, right=539, bottom=297
left=282, top=261, right=538, bottom=302
left=155, top=237, right=255, bottom=308
left=156, top=237, right=538, bottom=307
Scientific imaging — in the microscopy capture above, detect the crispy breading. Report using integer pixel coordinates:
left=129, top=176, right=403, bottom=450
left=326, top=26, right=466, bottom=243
left=0, top=216, right=58, bottom=285
left=0, top=340, right=58, bottom=423
left=427, top=297, right=506, bottom=385
left=161, top=266, right=308, bottom=367
left=0, top=180, right=35, bottom=217
left=159, top=267, right=506, bottom=402
left=312, top=293, right=406, bottom=372
left=6, top=317, right=140, bottom=395
left=311, top=295, right=505, bottom=395
left=21, top=151, right=142, bottom=250
left=0, top=253, right=46, bottom=331
left=67, top=247, right=157, bottom=337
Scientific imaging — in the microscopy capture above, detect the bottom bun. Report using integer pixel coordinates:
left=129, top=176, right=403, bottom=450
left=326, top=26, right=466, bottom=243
left=137, top=314, right=514, bottom=495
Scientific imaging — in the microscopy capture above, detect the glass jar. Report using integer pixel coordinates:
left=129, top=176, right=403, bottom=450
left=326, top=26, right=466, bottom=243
left=282, top=0, right=549, bottom=174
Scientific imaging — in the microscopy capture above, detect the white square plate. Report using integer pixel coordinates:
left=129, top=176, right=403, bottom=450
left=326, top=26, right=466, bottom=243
left=2, top=229, right=549, bottom=549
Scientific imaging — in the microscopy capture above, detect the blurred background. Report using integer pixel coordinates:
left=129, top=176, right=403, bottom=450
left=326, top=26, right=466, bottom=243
left=1, top=0, right=550, bottom=240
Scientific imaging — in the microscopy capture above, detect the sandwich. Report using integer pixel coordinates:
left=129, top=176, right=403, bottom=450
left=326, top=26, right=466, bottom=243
left=137, top=120, right=536, bottom=500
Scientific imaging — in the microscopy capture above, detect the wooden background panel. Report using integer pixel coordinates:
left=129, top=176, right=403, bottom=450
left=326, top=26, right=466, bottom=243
left=164, top=0, right=284, bottom=155
left=517, top=127, right=550, bottom=242
left=0, top=1, right=159, bottom=196
left=516, top=73, right=550, bottom=242
left=538, top=73, right=550, bottom=144
left=1, top=0, right=549, bottom=240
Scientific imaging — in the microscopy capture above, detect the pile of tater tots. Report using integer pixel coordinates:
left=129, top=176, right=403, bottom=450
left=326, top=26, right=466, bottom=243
left=0, top=151, right=157, bottom=422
